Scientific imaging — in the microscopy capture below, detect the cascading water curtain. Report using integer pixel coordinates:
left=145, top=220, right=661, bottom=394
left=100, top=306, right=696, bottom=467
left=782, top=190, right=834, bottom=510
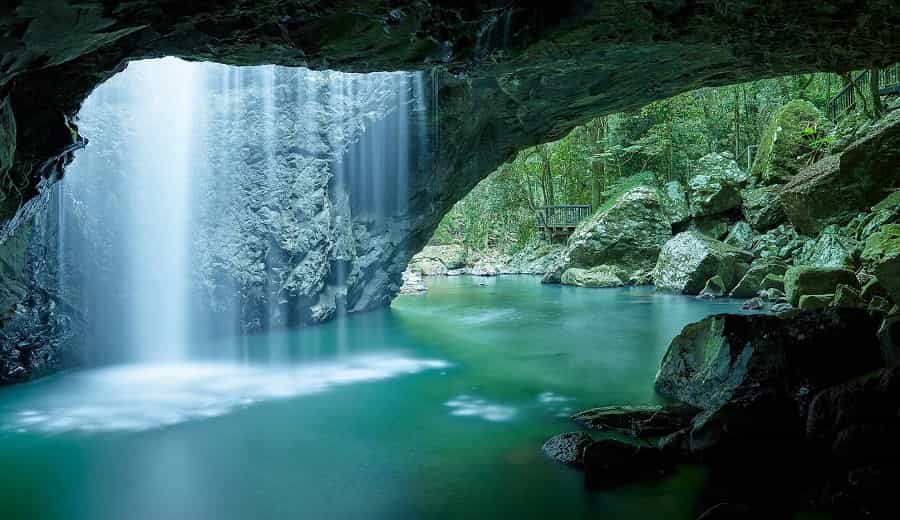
left=47, top=58, right=434, bottom=363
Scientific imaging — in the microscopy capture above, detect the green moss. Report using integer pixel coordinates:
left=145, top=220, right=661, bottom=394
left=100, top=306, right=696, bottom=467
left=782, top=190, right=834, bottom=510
left=751, top=99, right=830, bottom=185
left=873, top=190, right=900, bottom=212
left=596, top=171, right=656, bottom=214
left=862, top=224, right=900, bottom=268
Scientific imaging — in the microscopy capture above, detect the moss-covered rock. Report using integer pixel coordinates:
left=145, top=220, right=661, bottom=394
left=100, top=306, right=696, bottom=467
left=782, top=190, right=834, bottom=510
left=784, top=265, right=859, bottom=306
left=688, top=216, right=730, bottom=240
left=741, top=185, right=786, bottom=231
left=688, top=153, right=745, bottom=217
left=779, top=117, right=900, bottom=235
left=751, top=100, right=830, bottom=185
left=730, top=259, right=788, bottom=298
left=661, top=181, right=690, bottom=226
left=724, top=221, right=757, bottom=251
left=832, top=284, right=863, bottom=308
left=545, top=185, right=671, bottom=283
left=860, top=277, right=888, bottom=302
left=560, top=265, right=626, bottom=288
left=408, top=245, right=467, bottom=275
left=654, top=309, right=883, bottom=413
left=796, top=225, right=860, bottom=269
left=799, top=294, right=834, bottom=310
left=652, top=231, right=753, bottom=295
left=699, top=275, right=727, bottom=298
left=861, top=224, right=900, bottom=303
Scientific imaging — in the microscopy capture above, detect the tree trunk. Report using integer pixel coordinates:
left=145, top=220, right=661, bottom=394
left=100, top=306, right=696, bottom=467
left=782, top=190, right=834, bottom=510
left=590, top=116, right=607, bottom=209
left=871, top=67, right=884, bottom=119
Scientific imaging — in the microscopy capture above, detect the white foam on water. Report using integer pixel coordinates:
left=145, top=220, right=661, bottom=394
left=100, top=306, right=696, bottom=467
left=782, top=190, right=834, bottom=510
left=3, top=355, right=449, bottom=434
left=444, top=395, right=517, bottom=422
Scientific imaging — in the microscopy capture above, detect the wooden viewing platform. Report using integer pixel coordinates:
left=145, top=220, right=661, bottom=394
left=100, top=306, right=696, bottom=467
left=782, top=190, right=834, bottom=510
left=538, top=204, right=592, bottom=239
left=827, top=64, right=900, bottom=120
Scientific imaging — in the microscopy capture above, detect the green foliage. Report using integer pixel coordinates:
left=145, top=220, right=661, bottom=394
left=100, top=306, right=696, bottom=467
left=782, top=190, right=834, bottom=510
left=431, top=72, right=848, bottom=254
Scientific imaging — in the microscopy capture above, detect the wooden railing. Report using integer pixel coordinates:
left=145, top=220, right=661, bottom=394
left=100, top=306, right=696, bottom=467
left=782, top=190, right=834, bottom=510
left=538, top=205, right=592, bottom=228
left=827, top=64, right=900, bottom=120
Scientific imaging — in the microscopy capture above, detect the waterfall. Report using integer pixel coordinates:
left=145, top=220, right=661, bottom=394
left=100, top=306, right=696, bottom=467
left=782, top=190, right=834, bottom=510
left=50, top=58, right=434, bottom=363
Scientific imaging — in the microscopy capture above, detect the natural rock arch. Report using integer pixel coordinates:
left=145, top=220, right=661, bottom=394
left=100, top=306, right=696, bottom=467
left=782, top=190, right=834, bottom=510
left=2, top=1, right=900, bottom=322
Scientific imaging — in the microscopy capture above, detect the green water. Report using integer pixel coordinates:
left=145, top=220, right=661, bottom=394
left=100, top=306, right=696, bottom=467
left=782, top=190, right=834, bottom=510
left=0, top=277, right=758, bottom=520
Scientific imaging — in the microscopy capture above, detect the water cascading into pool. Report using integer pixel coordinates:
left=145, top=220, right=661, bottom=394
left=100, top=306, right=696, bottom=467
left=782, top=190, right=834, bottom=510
left=54, top=58, right=432, bottom=364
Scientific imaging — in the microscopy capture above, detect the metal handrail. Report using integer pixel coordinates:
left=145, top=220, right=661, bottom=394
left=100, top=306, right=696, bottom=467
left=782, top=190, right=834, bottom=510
left=538, top=205, right=592, bottom=227
left=827, top=64, right=900, bottom=120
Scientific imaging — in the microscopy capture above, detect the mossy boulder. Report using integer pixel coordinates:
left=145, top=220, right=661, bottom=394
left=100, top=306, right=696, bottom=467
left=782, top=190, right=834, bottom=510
left=560, top=266, right=626, bottom=288
left=861, top=224, right=900, bottom=303
left=654, top=309, right=883, bottom=413
left=784, top=265, right=859, bottom=306
left=724, top=221, right=757, bottom=250
left=741, top=185, right=786, bottom=231
left=688, top=215, right=730, bottom=240
left=688, top=153, right=745, bottom=217
left=832, top=284, right=863, bottom=308
left=699, top=275, right=727, bottom=298
left=796, top=225, right=860, bottom=269
left=729, top=259, right=788, bottom=298
left=751, top=100, right=830, bottom=185
left=545, top=185, right=671, bottom=283
left=661, top=181, right=690, bottom=226
left=652, top=232, right=753, bottom=295
left=799, top=294, right=834, bottom=311
left=408, top=245, right=467, bottom=275
left=779, top=118, right=900, bottom=235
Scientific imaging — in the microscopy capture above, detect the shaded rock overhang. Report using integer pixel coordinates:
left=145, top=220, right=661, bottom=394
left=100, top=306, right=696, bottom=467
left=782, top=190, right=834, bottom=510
left=2, top=0, right=900, bottom=243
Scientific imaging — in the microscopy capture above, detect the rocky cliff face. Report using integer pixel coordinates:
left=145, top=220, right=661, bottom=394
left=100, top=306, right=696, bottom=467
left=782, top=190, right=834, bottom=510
left=3, top=1, right=900, bottom=379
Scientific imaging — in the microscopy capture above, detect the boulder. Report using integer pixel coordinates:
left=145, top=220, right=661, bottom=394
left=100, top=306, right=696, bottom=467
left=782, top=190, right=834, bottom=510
left=751, top=99, right=830, bottom=185
left=689, top=176, right=741, bottom=218
left=779, top=117, right=900, bottom=235
left=741, top=297, right=765, bottom=310
left=545, top=185, right=671, bottom=283
left=729, top=259, right=788, bottom=298
left=660, top=181, right=690, bottom=226
left=503, top=243, right=564, bottom=275
left=655, top=309, right=884, bottom=452
left=699, top=275, right=727, bottom=298
left=861, top=224, right=900, bottom=303
left=741, top=186, right=786, bottom=232
left=806, top=367, right=900, bottom=445
left=723, top=221, right=756, bottom=251
left=798, top=294, right=833, bottom=310
left=398, top=269, right=426, bottom=295
left=869, top=296, right=892, bottom=314
left=541, top=432, right=593, bottom=466
left=653, top=232, right=753, bottom=295
left=796, top=225, right=860, bottom=270
left=751, top=224, right=803, bottom=262
left=408, top=245, right=467, bottom=275
left=655, top=309, right=883, bottom=413
left=688, top=216, right=730, bottom=240
left=560, top=265, right=625, bottom=288
left=760, top=274, right=785, bottom=292
left=832, top=284, right=862, bottom=308
left=783, top=265, right=859, bottom=306
left=572, top=404, right=699, bottom=438
left=860, top=277, right=888, bottom=302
